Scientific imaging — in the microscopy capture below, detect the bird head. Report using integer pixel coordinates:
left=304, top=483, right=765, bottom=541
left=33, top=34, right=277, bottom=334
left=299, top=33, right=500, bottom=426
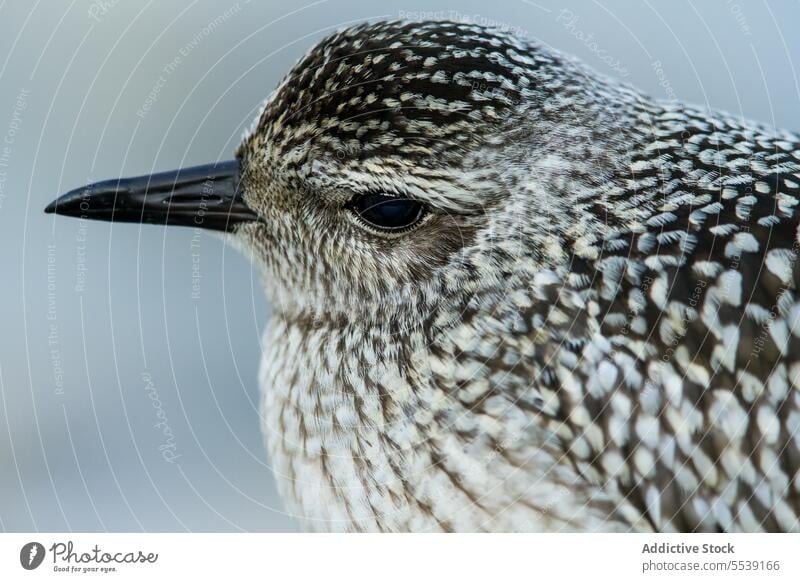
left=46, top=20, right=632, bottom=326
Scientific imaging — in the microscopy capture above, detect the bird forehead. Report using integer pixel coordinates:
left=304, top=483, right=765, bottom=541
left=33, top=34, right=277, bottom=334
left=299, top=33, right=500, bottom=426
left=243, top=20, right=550, bottom=163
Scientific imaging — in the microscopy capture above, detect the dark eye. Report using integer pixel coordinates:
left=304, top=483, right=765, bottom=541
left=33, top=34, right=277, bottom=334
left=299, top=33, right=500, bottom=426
left=348, top=193, right=426, bottom=231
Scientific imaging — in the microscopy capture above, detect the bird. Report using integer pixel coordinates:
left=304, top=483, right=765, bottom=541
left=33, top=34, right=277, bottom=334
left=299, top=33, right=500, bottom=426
left=45, top=19, right=800, bottom=532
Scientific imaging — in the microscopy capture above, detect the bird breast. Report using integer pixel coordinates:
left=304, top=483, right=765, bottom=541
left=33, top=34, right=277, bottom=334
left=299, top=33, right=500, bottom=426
left=256, top=312, right=636, bottom=532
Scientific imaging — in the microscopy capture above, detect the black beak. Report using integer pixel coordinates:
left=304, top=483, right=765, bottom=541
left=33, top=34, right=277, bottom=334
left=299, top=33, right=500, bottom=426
left=44, top=159, right=259, bottom=232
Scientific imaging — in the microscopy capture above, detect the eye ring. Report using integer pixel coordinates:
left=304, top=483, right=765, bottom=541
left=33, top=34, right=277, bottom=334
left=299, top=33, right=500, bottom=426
left=347, top=193, right=427, bottom=233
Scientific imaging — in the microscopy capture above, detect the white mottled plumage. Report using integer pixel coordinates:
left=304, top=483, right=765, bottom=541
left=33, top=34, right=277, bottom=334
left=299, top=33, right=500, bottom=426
left=222, top=20, right=800, bottom=532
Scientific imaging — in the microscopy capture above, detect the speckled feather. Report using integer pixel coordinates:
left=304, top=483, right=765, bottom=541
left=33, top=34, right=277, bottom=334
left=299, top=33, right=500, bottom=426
left=232, top=20, right=800, bottom=531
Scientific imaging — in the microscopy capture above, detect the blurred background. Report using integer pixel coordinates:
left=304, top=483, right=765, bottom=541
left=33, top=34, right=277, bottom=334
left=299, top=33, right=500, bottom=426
left=0, top=0, right=797, bottom=532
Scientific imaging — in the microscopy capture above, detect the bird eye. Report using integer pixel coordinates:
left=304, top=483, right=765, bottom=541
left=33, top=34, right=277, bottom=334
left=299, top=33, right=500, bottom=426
left=348, top=193, right=426, bottom=232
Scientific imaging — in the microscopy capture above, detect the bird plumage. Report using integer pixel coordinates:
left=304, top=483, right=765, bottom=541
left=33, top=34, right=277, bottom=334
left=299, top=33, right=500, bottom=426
left=240, top=20, right=800, bottom=532
left=47, top=19, right=800, bottom=532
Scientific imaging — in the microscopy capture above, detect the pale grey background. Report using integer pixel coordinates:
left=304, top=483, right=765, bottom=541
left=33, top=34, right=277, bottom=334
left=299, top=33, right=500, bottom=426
left=0, top=0, right=797, bottom=531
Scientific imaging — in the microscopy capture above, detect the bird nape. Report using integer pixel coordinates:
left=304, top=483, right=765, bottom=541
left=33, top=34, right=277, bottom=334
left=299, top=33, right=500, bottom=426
left=45, top=19, right=800, bottom=533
